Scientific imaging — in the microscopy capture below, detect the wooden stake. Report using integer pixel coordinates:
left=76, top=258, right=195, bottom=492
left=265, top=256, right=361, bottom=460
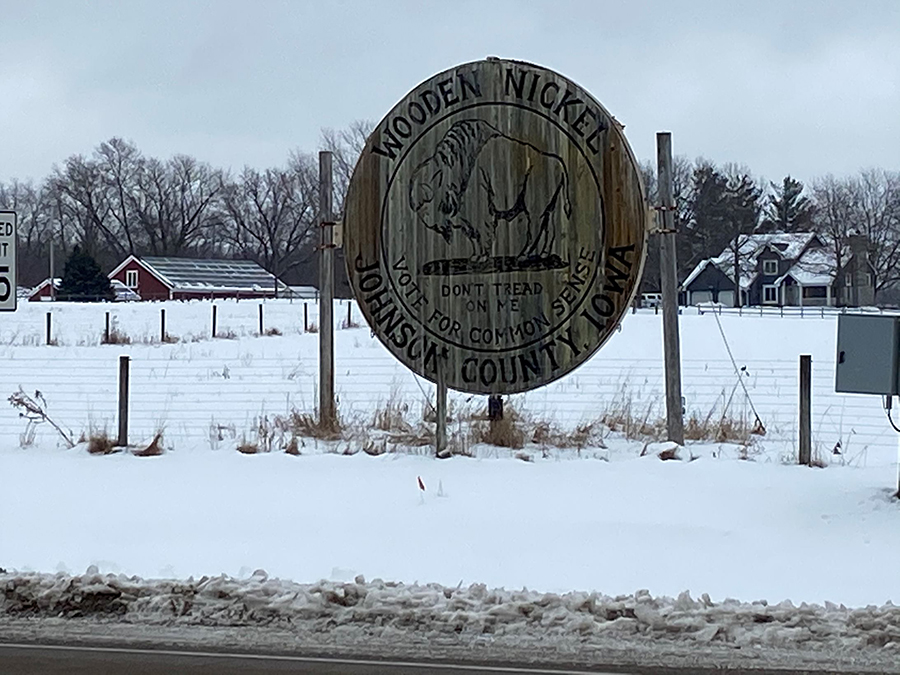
left=799, top=354, right=812, bottom=466
left=319, top=151, right=336, bottom=427
left=117, top=355, right=130, bottom=447
left=657, top=132, right=685, bottom=445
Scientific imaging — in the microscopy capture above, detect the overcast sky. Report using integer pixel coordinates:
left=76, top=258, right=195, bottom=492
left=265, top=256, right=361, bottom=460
left=1, top=0, right=898, bottom=186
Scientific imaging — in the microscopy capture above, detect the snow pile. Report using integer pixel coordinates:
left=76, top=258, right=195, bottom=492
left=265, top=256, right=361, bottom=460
left=4, top=569, right=900, bottom=651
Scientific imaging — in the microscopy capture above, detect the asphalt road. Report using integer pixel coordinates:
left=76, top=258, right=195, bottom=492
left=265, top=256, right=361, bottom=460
left=0, top=644, right=625, bottom=675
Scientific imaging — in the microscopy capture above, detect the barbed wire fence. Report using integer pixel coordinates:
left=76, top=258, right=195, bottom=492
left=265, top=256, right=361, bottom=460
left=0, top=299, right=894, bottom=462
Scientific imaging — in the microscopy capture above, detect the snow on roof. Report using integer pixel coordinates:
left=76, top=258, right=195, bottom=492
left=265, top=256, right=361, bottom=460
left=682, top=233, right=819, bottom=291
left=139, top=257, right=286, bottom=293
left=775, top=246, right=849, bottom=287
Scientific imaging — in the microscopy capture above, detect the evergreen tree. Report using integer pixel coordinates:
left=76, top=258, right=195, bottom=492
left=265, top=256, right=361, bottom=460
left=762, top=175, right=813, bottom=232
left=58, top=246, right=114, bottom=301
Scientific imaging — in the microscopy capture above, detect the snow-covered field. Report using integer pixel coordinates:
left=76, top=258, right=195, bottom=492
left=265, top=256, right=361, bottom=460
left=2, top=299, right=900, bottom=662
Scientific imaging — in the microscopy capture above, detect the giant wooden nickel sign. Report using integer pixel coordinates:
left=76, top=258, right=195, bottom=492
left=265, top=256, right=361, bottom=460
left=344, top=58, right=647, bottom=394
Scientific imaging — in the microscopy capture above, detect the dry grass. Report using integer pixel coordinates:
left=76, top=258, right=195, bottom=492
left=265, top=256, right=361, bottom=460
left=86, top=431, right=118, bottom=455
left=284, top=436, right=300, bottom=456
left=216, top=329, right=238, bottom=340
left=287, top=411, right=343, bottom=441
left=132, top=432, right=164, bottom=457
left=264, top=327, right=282, bottom=337
left=236, top=442, right=260, bottom=454
left=532, top=421, right=602, bottom=449
left=470, top=406, right=528, bottom=449
left=306, top=322, right=319, bottom=333
left=101, top=328, right=131, bottom=345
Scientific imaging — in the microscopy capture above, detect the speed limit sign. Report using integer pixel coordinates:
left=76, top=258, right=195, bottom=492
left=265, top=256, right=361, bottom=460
left=0, top=211, right=17, bottom=311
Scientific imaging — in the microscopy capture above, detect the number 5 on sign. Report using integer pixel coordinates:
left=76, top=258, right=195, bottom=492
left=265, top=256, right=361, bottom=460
left=0, top=211, right=17, bottom=311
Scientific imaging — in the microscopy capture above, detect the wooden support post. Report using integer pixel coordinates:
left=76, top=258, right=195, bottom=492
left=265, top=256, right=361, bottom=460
left=657, top=132, right=685, bottom=445
left=105, top=312, right=110, bottom=343
left=160, top=309, right=166, bottom=343
left=318, top=151, right=336, bottom=428
left=436, top=362, right=448, bottom=458
left=45, top=312, right=51, bottom=345
left=799, top=354, right=812, bottom=466
left=117, top=355, right=130, bottom=447
left=259, top=304, right=264, bottom=336
left=212, top=305, right=217, bottom=338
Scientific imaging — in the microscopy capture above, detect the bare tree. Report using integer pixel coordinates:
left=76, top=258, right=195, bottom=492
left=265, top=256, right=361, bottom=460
left=0, top=179, right=54, bottom=285
left=851, top=168, right=900, bottom=295
left=135, top=155, right=222, bottom=256
left=811, top=175, right=857, bottom=306
left=220, top=165, right=318, bottom=276
left=318, top=119, right=373, bottom=213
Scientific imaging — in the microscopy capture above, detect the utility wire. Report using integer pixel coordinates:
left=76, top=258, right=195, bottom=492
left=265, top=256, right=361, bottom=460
left=713, top=310, right=766, bottom=434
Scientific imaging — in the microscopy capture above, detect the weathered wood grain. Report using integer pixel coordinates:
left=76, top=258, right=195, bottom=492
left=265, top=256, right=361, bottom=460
left=344, top=58, right=647, bottom=394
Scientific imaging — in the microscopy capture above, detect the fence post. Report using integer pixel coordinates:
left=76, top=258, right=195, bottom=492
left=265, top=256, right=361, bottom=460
left=45, top=312, right=52, bottom=345
left=304, top=303, right=309, bottom=332
left=347, top=301, right=352, bottom=327
left=160, top=309, right=166, bottom=343
left=259, top=304, right=264, bottom=336
left=105, top=312, right=110, bottom=343
left=318, top=151, right=336, bottom=428
left=117, top=355, right=130, bottom=447
left=799, top=354, right=812, bottom=466
left=212, top=304, right=217, bottom=338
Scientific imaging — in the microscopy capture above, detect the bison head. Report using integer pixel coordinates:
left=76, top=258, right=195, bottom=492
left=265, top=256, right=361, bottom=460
left=409, top=159, right=452, bottom=243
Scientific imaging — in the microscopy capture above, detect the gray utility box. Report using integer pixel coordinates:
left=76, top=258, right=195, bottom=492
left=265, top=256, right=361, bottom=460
left=835, top=314, right=900, bottom=395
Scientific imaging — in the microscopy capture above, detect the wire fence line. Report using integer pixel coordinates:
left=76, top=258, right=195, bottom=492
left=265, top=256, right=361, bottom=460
left=2, top=348, right=892, bottom=462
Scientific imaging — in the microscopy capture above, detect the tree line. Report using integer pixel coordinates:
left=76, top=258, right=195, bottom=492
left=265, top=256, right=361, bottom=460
left=2, top=126, right=899, bottom=301
left=0, top=122, right=369, bottom=288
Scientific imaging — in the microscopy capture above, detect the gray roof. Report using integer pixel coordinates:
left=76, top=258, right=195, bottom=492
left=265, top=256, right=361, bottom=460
left=140, top=257, right=284, bottom=293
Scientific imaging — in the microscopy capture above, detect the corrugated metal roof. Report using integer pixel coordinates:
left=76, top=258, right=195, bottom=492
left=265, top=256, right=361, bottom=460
left=140, top=257, right=284, bottom=293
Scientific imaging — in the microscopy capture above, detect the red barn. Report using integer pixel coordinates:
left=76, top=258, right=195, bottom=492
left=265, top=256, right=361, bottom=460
left=108, top=256, right=286, bottom=301
left=26, top=278, right=61, bottom=301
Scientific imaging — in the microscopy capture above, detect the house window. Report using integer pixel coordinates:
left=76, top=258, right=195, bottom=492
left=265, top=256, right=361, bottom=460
left=866, top=272, right=874, bottom=287
left=763, top=259, right=778, bottom=276
left=763, top=285, right=778, bottom=304
left=125, top=270, right=138, bottom=288
left=802, top=286, right=827, bottom=299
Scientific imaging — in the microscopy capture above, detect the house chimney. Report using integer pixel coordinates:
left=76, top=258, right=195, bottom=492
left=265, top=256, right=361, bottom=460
left=847, top=231, right=869, bottom=306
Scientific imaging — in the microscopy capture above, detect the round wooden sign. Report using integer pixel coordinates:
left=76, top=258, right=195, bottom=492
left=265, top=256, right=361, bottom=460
left=344, top=58, right=647, bottom=395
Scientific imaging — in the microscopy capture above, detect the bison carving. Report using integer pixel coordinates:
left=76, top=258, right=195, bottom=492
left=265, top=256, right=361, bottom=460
left=408, top=119, right=572, bottom=266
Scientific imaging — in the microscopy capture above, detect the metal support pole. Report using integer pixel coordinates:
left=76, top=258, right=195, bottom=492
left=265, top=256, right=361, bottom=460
left=46, top=312, right=52, bottom=345
left=436, top=362, right=448, bottom=458
left=799, top=354, right=812, bottom=466
left=105, top=311, right=110, bottom=343
left=318, top=151, right=336, bottom=428
left=259, top=304, right=264, bottom=336
left=117, top=355, right=130, bottom=447
left=212, top=304, right=217, bottom=338
left=160, top=309, right=166, bottom=343
left=304, top=303, right=309, bottom=332
left=657, top=132, right=685, bottom=445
